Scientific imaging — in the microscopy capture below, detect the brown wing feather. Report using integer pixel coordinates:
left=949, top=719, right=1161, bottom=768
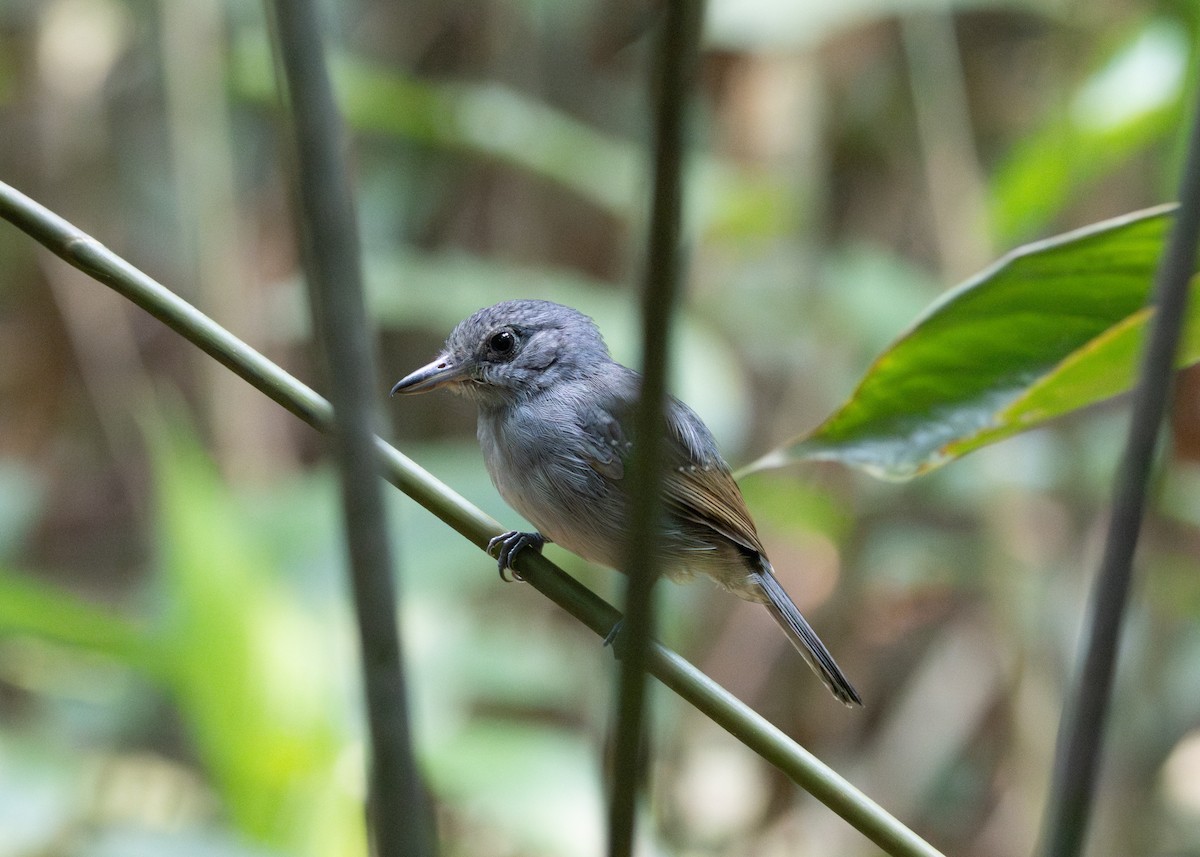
left=575, top=382, right=763, bottom=555
left=660, top=395, right=765, bottom=556
left=664, top=462, right=765, bottom=555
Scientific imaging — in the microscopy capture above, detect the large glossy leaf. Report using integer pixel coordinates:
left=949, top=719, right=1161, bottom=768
left=749, top=205, right=1200, bottom=480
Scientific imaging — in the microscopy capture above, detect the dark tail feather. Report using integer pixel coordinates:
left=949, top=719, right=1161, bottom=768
left=756, top=569, right=862, bottom=707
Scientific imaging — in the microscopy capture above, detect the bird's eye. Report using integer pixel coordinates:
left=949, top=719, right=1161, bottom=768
left=487, top=329, right=517, bottom=358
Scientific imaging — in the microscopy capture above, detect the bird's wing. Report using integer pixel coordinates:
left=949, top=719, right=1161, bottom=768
left=577, top=402, right=628, bottom=480
left=661, top=402, right=764, bottom=556
left=575, top=376, right=763, bottom=555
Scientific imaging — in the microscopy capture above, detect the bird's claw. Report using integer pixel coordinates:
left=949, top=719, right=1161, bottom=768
left=487, top=531, right=545, bottom=581
left=603, top=618, right=627, bottom=659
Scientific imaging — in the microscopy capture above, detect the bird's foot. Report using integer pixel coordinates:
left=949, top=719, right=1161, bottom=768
left=487, top=531, right=546, bottom=581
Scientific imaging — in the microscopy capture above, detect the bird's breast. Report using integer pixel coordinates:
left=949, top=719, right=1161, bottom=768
left=475, top=398, right=762, bottom=590
left=477, top=405, right=625, bottom=567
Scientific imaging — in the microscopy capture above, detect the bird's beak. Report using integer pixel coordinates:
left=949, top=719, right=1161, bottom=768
left=389, top=354, right=468, bottom=396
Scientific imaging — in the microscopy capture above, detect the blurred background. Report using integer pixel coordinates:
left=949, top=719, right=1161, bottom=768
left=1, top=0, right=1199, bottom=855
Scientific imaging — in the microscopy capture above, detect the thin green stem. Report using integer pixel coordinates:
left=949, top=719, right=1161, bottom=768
left=0, top=179, right=944, bottom=857
left=607, top=1, right=704, bottom=853
left=266, top=0, right=434, bottom=853
left=1038, top=61, right=1200, bottom=857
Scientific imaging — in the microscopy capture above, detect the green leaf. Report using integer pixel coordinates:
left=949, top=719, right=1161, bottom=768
left=145, top=411, right=364, bottom=856
left=0, top=568, right=153, bottom=672
left=749, top=205, right=1196, bottom=480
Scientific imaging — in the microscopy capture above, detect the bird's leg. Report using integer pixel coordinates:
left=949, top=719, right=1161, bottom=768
left=486, top=531, right=548, bottom=581
left=602, top=618, right=627, bottom=659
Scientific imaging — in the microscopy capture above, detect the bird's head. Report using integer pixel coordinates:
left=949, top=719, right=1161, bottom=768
left=390, top=300, right=611, bottom=408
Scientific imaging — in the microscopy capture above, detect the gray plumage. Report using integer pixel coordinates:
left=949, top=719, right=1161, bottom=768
left=391, top=299, right=861, bottom=706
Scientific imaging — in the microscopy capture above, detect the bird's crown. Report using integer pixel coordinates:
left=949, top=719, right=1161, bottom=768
left=443, top=300, right=612, bottom=403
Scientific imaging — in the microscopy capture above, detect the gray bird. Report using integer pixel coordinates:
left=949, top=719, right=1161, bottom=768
left=390, top=299, right=861, bottom=706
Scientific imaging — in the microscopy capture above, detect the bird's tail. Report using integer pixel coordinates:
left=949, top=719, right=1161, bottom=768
left=755, top=568, right=862, bottom=707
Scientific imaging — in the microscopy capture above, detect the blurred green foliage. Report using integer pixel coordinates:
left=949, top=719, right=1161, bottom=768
left=148, top=414, right=359, bottom=854
left=989, top=17, right=1191, bottom=243
left=2, top=0, right=1200, bottom=855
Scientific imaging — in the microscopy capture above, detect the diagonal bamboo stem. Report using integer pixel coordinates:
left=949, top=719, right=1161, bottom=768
left=0, top=179, right=944, bottom=857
